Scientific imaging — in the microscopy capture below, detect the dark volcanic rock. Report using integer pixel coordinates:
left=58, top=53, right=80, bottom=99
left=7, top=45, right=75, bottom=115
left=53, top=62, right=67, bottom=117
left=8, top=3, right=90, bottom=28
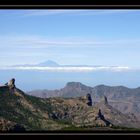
left=86, top=93, right=92, bottom=106
left=101, top=96, right=108, bottom=105
left=95, top=109, right=112, bottom=127
left=78, top=93, right=92, bottom=106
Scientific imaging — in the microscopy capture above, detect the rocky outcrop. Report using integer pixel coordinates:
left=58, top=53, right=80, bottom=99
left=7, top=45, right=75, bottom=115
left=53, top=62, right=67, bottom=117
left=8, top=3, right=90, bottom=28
left=0, top=79, right=16, bottom=94
left=1, top=79, right=25, bottom=96
left=101, top=95, right=108, bottom=105
left=86, top=93, right=92, bottom=106
left=79, top=93, right=92, bottom=106
left=95, top=109, right=112, bottom=127
left=8, top=78, right=15, bottom=89
left=47, top=96, right=109, bottom=127
left=4, top=78, right=15, bottom=94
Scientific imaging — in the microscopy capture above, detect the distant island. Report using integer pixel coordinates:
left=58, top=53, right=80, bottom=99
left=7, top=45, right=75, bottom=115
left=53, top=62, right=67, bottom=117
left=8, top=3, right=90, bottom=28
left=12, top=60, right=125, bottom=67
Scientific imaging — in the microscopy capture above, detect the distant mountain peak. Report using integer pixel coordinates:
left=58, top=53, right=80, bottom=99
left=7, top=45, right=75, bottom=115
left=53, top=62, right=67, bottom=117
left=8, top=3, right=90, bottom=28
left=66, top=82, right=83, bottom=87
left=94, top=84, right=106, bottom=88
left=38, top=60, right=59, bottom=67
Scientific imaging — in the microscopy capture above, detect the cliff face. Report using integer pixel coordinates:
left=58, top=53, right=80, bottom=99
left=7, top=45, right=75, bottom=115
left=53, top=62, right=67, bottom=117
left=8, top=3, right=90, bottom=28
left=46, top=96, right=111, bottom=127
left=0, top=79, right=140, bottom=131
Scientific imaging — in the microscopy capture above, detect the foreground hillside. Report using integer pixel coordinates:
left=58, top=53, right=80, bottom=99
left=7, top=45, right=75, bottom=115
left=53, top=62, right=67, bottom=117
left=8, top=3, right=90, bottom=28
left=0, top=79, right=140, bottom=132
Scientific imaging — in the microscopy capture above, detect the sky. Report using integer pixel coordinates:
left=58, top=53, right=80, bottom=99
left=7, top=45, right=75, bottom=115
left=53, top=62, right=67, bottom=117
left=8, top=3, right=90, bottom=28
left=0, top=9, right=140, bottom=68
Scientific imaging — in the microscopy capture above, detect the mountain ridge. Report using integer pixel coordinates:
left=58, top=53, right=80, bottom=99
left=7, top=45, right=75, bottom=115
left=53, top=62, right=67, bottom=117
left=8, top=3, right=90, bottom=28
left=28, top=81, right=140, bottom=98
left=12, top=60, right=59, bottom=67
left=28, top=82, right=140, bottom=121
left=11, top=60, right=123, bottom=68
left=0, top=79, right=140, bottom=131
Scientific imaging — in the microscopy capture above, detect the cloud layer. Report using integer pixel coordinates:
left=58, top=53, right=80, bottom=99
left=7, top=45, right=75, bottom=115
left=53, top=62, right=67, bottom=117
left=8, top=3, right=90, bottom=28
left=21, top=10, right=135, bottom=17
left=0, top=66, right=131, bottom=72
left=0, top=35, right=140, bottom=49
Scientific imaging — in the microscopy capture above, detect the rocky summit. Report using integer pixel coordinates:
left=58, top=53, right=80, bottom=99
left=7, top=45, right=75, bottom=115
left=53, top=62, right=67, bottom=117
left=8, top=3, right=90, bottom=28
left=0, top=79, right=140, bottom=132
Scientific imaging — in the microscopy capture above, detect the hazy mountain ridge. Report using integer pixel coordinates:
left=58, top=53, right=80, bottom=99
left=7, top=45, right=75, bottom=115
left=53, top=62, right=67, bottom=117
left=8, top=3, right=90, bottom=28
left=13, top=60, right=59, bottom=67
left=12, top=60, right=122, bottom=68
left=28, top=82, right=140, bottom=120
left=28, top=82, right=140, bottom=100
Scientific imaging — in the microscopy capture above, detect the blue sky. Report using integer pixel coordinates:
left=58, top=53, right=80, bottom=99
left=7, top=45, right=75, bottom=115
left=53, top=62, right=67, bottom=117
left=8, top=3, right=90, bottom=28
left=0, top=10, right=140, bottom=68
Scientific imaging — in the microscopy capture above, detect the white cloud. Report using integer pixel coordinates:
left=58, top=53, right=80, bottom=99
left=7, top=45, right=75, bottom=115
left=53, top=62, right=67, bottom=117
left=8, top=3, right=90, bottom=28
left=0, top=35, right=105, bottom=46
left=20, top=10, right=135, bottom=17
left=1, top=66, right=131, bottom=72
left=0, top=34, right=140, bottom=49
left=22, top=10, right=83, bottom=17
